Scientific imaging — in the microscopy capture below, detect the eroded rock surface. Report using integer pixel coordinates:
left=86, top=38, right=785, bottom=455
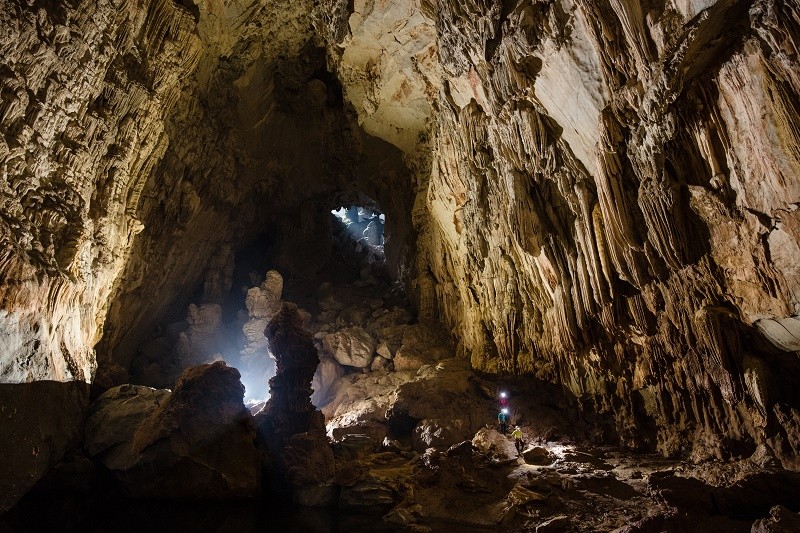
left=85, top=362, right=260, bottom=499
left=254, top=302, right=335, bottom=505
left=315, top=0, right=800, bottom=464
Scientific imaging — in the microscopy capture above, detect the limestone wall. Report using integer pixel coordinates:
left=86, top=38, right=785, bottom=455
left=318, top=0, right=800, bottom=462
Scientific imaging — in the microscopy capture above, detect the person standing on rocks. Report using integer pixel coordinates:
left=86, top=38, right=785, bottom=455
left=511, top=426, right=524, bottom=456
left=498, top=408, right=509, bottom=434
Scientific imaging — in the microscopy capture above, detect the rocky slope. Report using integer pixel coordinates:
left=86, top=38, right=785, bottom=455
left=1, top=0, right=799, bottom=475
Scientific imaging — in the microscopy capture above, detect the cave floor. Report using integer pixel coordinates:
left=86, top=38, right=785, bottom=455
left=4, top=439, right=795, bottom=532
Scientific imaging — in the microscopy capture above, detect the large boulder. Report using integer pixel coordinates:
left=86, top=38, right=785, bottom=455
left=311, top=355, right=345, bottom=407
left=85, top=362, right=260, bottom=499
left=472, top=427, right=518, bottom=461
left=84, top=384, right=170, bottom=459
left=0, top=381, right=89, bottom=514
left=322, top=326, right=376, bottom=368
left=523, top=446, right=555, bottom=466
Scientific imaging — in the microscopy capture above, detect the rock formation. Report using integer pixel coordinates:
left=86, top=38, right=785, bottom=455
left=1, top=0, right=800, bottom=522
left=85, top=361, right=260, bottom=499
left=254, top=302, right=335, bottom=505
left=317, top=0, right=800, bottom=465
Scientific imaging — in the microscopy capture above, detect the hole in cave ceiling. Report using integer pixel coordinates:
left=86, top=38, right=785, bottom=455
left=330, top=204, right=385, bottom=262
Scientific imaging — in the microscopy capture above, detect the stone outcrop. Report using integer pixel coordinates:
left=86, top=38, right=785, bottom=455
left=0, top=0, right=202, bottom=382
left=85, top=362, right=260, bottom=499
left=316, top=0, right=800, bottom=464
left=83, top=384, right=170, bottom=459
left=254, top=302, right=335, bottom=505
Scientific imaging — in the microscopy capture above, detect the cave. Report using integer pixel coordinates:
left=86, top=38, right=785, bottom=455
left=2, top=0, right=800, bottom=531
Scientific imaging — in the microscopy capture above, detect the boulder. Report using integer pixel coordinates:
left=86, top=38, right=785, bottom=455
left=339, top=476, right=398, bottom=513
left=86, top=362, right=260, bottom=499
left=376, top=341, right=393, bottom=359
left=338, top=304, right=371, bottom=327
left=373, top=325, right=408, bottom=355
left=385, top=503, right=423, bottom=526
left=412, top=418, right=471, bottom=452
left=366, top=307, right=413, bottom=333
left=0, top=381, right=90, bottom=514
left=752, top=505, right=800, bottom=533
left=370, top=355, right=390, bottom=371
left=523, top=446, right=555, bottom=466
left=311, top=356, right=345, bottom=407
left=84, top=384, right=170, bottom=458
left=323, top=326, right=376, bottom=368
left=472, top=427, right=518, bottom=461
left=332, top=433, right=379, bottom=460
left=393, top=348, right=427, bottom=372
left=507, top=483, right=548, bottom=505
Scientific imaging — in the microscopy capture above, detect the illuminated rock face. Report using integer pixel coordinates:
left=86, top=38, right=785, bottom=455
left=2, top=0, right=800, bottom=466
left=0, top=0, right=202, bottom=382
left=317, top=0, right=800, bottom=464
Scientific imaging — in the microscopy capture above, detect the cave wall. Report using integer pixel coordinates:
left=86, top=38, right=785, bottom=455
left=0, top=0, right=202, bottom=382
left=317, top=0, right=800, bottom=462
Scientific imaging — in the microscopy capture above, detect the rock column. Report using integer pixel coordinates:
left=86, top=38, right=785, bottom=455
left=255, top=302, right=335, bottom=505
